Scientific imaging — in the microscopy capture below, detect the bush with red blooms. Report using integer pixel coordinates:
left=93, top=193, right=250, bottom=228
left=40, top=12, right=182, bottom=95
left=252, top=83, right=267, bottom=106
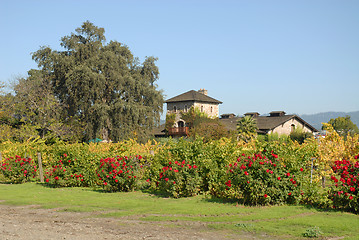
left=44, top=153, right=87, bottom=187
left=156, top=159, right=201, bottom=198
left=222, top=151, right=305, bottom=205
left=0, top=155, right=37, bottom=183
left=96, top=156, right=142, bottom=192
left=329, top=154, right=359, bottom=213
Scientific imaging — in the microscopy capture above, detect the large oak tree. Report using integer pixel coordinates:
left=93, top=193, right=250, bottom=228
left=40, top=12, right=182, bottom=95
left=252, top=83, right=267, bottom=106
left=32, top=21, right=163, bottom=142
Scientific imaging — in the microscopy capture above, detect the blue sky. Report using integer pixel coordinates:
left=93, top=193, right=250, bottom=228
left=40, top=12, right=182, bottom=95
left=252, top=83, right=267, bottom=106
left=1, top=0, right=358, bottom=118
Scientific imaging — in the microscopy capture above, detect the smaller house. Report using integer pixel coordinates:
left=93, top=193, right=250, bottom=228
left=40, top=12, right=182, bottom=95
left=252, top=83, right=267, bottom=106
left=220, top=111, right=319, bottom=135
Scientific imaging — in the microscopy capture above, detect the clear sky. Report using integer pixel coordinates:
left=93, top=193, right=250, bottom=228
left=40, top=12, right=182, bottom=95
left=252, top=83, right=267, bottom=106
left=1, top=0, right=358, bottom=118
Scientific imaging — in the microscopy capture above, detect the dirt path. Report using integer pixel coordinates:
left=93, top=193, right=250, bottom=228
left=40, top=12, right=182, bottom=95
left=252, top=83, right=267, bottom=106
left=0, top=204, right=269, bottom=240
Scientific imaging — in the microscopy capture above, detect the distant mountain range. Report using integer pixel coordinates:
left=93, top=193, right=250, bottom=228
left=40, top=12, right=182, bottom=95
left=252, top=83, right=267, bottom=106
left=300, top=111, right=359, bottom=131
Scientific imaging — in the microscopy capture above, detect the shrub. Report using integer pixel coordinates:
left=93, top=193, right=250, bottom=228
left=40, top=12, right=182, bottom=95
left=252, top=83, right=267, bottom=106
left=96, top=156, right=142, bottom=192
left=289, top=127, right=313, bottom=144
left=221, top=152, right=305, bottom=205
left=156, top=159, right=202, bottom=198
left=328, top=154, right=359, bottom=213
left=44, top=153, right=88, bottom=187
left=149, top=138, right=241, bottom=195
left=299, top=182, right=330, bottom=208
left=302, top=226, right=323, bottom=238
left=0, top=155, right=37, bottom=183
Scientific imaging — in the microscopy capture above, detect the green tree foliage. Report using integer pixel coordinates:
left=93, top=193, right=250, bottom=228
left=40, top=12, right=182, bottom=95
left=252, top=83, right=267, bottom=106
left=165, top=113, right=176, bottom=131
left=13, top=72, right=83, bottom=143
left=180, top=106, right=230, bottom=140
left=31, top=21, right=163, bottom=142
left=0, top=81, right=5, bottom=95
left=180, top=106, right=207, bottom=129
left=14, top=72, right=59, bottom=137
left=236, top=116, right=258, bottom=142
left=289, top=127, right=313, bottom=144
left=190, top=119, right=231, bottom=141
left=325, top=116, right=359, bottom=136
left=0, top=82, right=35, bottom=142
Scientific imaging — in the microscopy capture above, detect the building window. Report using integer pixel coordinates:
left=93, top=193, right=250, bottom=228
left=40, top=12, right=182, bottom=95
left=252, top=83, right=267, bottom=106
left=173, top=106, right=177, bottom=113
left=210, top=106, right=213, bottom=113
left=201, top=105, right=204, bottom=112
left=291, top=124, right=295, bottom=132
left=178, top=120, right=184, bottom=128
left=184, top=105, right=188, bottom=112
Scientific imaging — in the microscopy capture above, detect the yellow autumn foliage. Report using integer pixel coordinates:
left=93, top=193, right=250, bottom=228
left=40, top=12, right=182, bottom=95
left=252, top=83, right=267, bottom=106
left=317, top=123, right=359, bottom=176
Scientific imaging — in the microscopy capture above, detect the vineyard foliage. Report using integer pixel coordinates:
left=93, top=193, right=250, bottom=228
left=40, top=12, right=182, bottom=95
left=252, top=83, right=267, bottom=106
left=1, top=131, right=359, bottom=211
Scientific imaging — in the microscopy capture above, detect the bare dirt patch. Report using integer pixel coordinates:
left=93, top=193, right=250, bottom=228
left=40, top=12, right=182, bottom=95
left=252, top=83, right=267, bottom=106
left=0, top=204, right=272, bottom=240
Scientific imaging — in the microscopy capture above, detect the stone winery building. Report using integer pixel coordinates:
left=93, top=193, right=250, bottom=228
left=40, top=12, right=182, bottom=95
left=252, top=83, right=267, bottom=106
left=220, top=111, right=318, bottom=135
left=162, top=89, right=222, bottom=136
left=154, top=89, right=318, bottom=137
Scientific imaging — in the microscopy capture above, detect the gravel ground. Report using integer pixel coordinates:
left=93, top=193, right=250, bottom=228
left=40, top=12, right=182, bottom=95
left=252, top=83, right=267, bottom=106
left=0, top=204, right=266, bottom=240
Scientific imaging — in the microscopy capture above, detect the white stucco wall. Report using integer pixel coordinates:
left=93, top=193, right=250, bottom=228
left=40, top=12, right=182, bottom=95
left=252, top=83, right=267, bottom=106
left=193, top=102, right=219, bottom=118
left=270, top=118, right=314, bottom=135
left=167, top=101, right=219, bottom=119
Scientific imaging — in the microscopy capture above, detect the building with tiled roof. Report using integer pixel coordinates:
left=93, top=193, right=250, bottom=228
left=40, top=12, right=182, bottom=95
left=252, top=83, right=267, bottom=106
left=220, top=111, right=319, bottom=135
left=165, top=89, right=222, bottom=118
left=164, top=89, right=222, bottom=136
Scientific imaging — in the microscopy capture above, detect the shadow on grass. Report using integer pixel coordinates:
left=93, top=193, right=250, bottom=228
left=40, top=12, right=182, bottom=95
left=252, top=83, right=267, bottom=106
left=30, top=182, right=357, bottom=215
left=201, top=195, right=240, bottom=205
left=299, top=203, right=353, bottom=214
left=141, top=188, right=173, bottom=198
left=36, top=182, right=172, bottom=198
left=200, top=195, right=352, bottom=215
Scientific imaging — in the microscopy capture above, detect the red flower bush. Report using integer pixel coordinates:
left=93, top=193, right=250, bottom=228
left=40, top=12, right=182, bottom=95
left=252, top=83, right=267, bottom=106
left=0, top=155, right=37, bottom=183
left=156, top=160, right=201, bottom=198
left=329, top=154, right=359, bottom=213
left=96, top=156, right=141, bottom=192
left=44, top=153, right=87, bottom=187
left=222, top=152, right=305, bottom=205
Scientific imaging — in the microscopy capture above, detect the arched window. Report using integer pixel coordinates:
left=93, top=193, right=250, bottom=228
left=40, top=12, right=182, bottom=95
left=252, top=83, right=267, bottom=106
left=291, top=124, right=295, bottom=132
left=201, top=105, right=204, bottom=112
left=210, top=106, right=213, bottom=113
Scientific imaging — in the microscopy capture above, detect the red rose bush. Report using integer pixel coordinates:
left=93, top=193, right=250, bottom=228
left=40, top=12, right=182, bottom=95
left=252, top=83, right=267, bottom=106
left=156, top=160, right=201, bottom=198
left=44, top=153, right=87, bottom=187
left=222, top=152, right=305, bottom=205
left=96, top=156, right=142, bottom=192
left=0, top=155, right=37, bottom=183
left=329, top=154, right=359, bottom=213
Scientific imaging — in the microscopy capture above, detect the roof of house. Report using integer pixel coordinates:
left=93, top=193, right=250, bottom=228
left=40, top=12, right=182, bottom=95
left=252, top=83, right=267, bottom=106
left=165, top=90, right=222, bottom=104
left=220, top=114, right=319, bottom=133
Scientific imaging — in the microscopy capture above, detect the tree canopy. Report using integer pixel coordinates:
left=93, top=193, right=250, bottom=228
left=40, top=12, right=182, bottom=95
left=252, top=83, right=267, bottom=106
left=236, top=116, right=258, bottom=142
left=29, top=21, right=163, bottom=142
left=324, top=116, right=359, bottom=137
left=180, top=106, right=231, bottom=141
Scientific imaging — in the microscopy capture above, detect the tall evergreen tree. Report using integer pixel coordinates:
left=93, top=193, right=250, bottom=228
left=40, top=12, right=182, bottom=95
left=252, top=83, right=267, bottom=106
left=32, top=21, right=163, bottom=142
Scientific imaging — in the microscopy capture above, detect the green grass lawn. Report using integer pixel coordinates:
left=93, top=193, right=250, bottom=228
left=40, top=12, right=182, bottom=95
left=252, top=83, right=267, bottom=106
left=0, top=183, right=358, bottom=239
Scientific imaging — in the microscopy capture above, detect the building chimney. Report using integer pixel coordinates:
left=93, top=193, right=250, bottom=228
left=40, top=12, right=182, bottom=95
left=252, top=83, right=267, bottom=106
left=198, top=88, right=208, bottom=95
left=244, top=112, right=260, bottom=117
left=269, top=111, right=286, bottom=117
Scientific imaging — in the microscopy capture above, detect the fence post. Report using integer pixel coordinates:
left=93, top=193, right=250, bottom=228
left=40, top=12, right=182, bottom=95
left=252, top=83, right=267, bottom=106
left=310, top=157, right=314, bottom=184
left=322, top=176, right=326, bottom=188
left=37, top=152, right=44, bottom=183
